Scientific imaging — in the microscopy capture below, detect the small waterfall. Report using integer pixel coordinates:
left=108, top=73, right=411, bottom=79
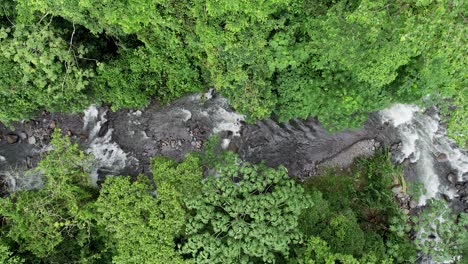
left=380, top=104, right=468, bottom=205
left=82, top=105, right=129, bottom=185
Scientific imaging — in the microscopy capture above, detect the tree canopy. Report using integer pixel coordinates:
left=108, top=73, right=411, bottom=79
left=0, top=0, right=465, bottom=144
left=0, top=133, right=466, bottom=263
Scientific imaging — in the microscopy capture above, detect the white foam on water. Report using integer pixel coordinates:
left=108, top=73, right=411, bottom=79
left=82, top=106, right=128, bottom=185
left=83, top=105, right=99, bottom=130
left=221, top=138, right=231, bottom=149
left=380, top=104, right=468, bottom=205
left=417, top=151, right=440, bottom=205
left=180, top=109, right=192, bottom=122
left=0, top=156, right=6, bottom=162
left=381, top=104, right=420, bottom=127
left=187, top=92, right=245, bottom=137
left=3, top=168, right=44, bottom=192
left=204, top=88, right=214, bottom=100
left=212, top=108, right=245, bottom=137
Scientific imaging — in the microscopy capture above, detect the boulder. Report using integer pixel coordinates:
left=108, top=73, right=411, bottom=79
left=392, top=185, right=402, bottom=194
left=437, top=153, right=448, bottom=161
left=447, top=173, right=457, bottom=185
left=28, top=136, right=37, bottom=145
left=6, top=133, right=19, bottom=144
left=18, top=131, right=28, bottom=140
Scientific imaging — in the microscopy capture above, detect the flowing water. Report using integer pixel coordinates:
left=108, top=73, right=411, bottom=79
left=82, top=105, right=132, bottom=185
left=1, top=96, right=467, bottom=263
left=1, top=96, right=467, bottom=209
left=380, top=104, right=467, bottom=205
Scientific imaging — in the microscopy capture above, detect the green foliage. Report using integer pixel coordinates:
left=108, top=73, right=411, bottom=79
left=447, top=90, right=467, bottom=147
left=182, top=152, right=310, bottom=263
left=297, top=191, right=331, bottom=238
left=412, top=199, right=468, bottom=263
left=320, top=212, right=366, bottom=256
left=96, top=44, right=203, bottom=111
left=188, top=0, right=290, bottom=120
left=16, top=0, right=204, bottom=111
left=0, top=129, right=102, bottom=262
left=299, top=151, right=417, bottom=263
left=406, top=181, right=426, bottom=202
left=94, top=176, right=188, bottom=264
left=295, top=236, right=363, bottom=264
left=2, top=0, right=467, bottom=143
left=0, top=17, right=94, bottom=123
left=0, top=244, right=24, bottom=264
left=151, top=153, right=203, bottom=203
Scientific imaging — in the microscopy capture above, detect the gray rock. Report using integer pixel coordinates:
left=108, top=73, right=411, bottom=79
left=6, top=133, right=19, bottom=144
left=403, top=209, right=410, bottom=215
left=49, top=121, right=56, bottom=129
left=392, top=186, right=403, bottom=194
left=447, top=173, right=457, bottom=185
left=437, top=153, right=447, bottom=161
left=26, top=156, right=33, bottom=168
left=18, top=131, right=28, bottom=140
left=409, top=200, right=418, bottom=209
left=397, top=192, right=406, bottom=199
left=28, top=136, right=37, bottom=145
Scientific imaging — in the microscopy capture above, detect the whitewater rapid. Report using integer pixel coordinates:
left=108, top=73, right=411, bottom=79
left=381, top=104, right=467, bottom=205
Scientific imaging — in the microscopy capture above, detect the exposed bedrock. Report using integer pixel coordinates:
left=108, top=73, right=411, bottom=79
left=0, top=93, right=466, bottom=210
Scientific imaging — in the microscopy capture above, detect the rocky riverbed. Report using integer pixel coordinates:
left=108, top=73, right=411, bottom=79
left=1, top=93, right=467, bottom=213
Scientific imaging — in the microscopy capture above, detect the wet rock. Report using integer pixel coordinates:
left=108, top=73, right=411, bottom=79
left=447, top=173, right=457, bottom=185
left=48, top=121, right=56, bottom=129
left=397, top=192, right=406, bottom=199
left=228, top=141, right=239, bottom=153
left=409, top=200, right=418, bottom=209
left=455, top=183, right=468, bottom=195
left=6, top=133, right=19, bottom=144
left=79, top=132, right=88, bottom=140
left=437, top=153, right=447, bottom=161
left=26, top=156, right=33, bottom=168
left=391, top=142, right=402, bottom=151
left=98, top=121, right=110, bottom=137
left=441, top=193, right=451, bottom=202
left=27, top=136, right=36, bottom=145
left=18, top=132, right=28, bottom=140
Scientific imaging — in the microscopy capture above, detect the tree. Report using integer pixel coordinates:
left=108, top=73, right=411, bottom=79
left=15, top=0, right=204, bottom=111
left=299, top=152, right=417, bottom=263
left=0, top=129, right=103, bottom=262
left=151, top=153, right=203, bottom=204
left=295, top=236, right=362, bottom=264
left=0, top=244, right=24, bottom=264
left=182, top=152, right=310, bottom=263
left=413, top=199, right=468, bottom=263
left=94, top=176, right=189, bottom=264
left=0, top=12, right=95, bottom=123
left=3, top=0, right=466, bottom=145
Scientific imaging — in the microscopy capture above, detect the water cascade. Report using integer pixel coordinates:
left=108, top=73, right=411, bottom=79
left=82, top=105, right=131, bottom=185
left=380, top=104, right=468, bottom=205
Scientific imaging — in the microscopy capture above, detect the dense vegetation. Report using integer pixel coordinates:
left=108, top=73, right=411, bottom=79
left=0, top=0, right=466, bottom=145
left=1, top=1, right=467, bottom=263
left=1, top=133, right=466, bottom=263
